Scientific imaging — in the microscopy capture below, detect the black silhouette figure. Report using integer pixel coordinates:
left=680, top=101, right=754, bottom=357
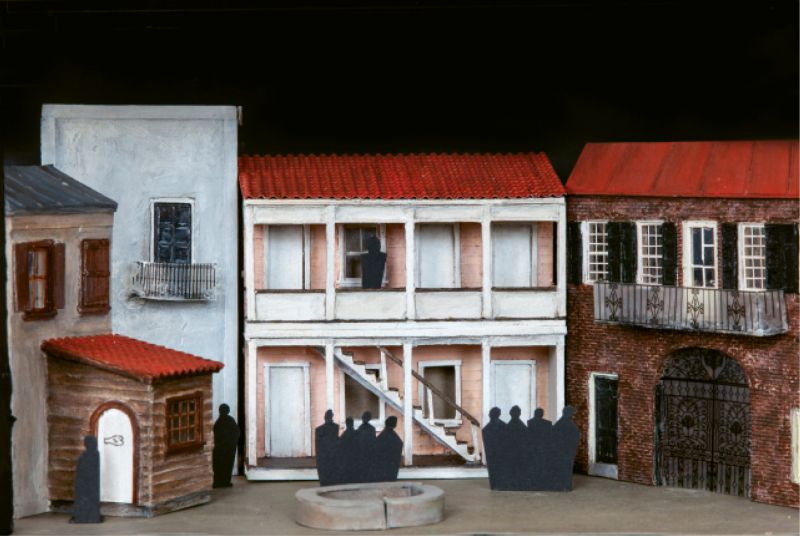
left=71, top=436, right=102, bottom=524
left=353, top=411, right=377, bottom=482
left=315, top=410, right=341, bottom=486
left=526, top=407, right=553, bottom=487
left=481, top=407, right=508, bottom=489
left=360, top=235, right=387, bottom=289
left=502, top=406, right=530, bottom=490
left=373, top=416, right=403, bottom=482
left=213, top=404, right=240, bottom=488
left=551, top=406, right=580, bottom=491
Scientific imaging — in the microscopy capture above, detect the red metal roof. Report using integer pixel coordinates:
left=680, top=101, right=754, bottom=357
left=566, top=140, right=799, bottom=199
left=42, top=334, right=224, bottom=383
left=239, top=153, right=565, bottom=200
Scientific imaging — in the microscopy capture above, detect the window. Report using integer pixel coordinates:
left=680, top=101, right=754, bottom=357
left=80, top=239, right=110, bottom=314
left=265, top=225, right=308, bottom=290
left=582, top=221, right=609, bottom=283
left=340, top=224, right=384, bottom=287
left=637, top=223, right=663, bottom=285
left=341, top=364, right=385, bottom=428
left=684, top=221, right=717, bottom=288
left=14, top=240, right=64, bottom=321
left=418, top=361, right=461, bottom=425
left=739, top=224, right=766, bottom=290
left=492, top=223, right=538, bottom=287
left=166, top=392, right=204, bottom=453
left=417, top=224, right=458, bottom=288
left=152, top=201, right=192, bottom=264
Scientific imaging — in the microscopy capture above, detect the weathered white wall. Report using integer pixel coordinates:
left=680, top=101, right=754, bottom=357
left=40, top=105, right=239, bottom=430
left=5, top=212, right=114, bottom=517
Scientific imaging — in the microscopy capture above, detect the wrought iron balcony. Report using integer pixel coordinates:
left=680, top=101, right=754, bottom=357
left=131, top=261, right=216, bottom=301
left=593, top=282, right=788, bottom=337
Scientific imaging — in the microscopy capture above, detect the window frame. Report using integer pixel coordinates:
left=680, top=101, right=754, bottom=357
left=339, top=364, right=386, bottom=430
left=16, top=240, right=57, bottom=321
left=581, top=220, right=609, bottom=284
left=165, top=391, right=205, bottom=454
left=150, top=198, right=195, bottom=264
left=418, top=360, right=462, bottom=426
left=338, top=223, right=387, bottom=288
left=491, top=222, right=540, bottom=288
left=636, top=221, right=664, bottom=286
left=79, top=238, right=111, bottom=315
left=682, top=220, right=719, bottom=289
left=263, top=224, right=312, bottom=290
left=415, top=223, right=461, bottom=289
left=738, top=223, right=767, bottom=291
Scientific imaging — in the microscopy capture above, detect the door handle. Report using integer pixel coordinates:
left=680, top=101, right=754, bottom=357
left=104, top=435, right=125, bottom=447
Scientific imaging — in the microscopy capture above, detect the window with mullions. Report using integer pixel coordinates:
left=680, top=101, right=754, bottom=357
left=166, top=392, right=204, bottom=453
left=740, top=224, right=766, bottom=290
left=341, top=224, right=382, bottom=286
left=14, top=240, right=64, bottom=321
left=153, top=202, right=192, bottom=264
left=585, top=222, right=609, bottom=282
left=637, top=223, right=663, bottom=285
left=686, top=223, right=717, bottom=288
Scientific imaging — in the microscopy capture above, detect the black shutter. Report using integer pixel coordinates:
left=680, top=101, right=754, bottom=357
left=721, top=223, right=738, bottom=290
left=786, top=224, right=799, bottom=294
left=620, top=222, right=637, bottom=284
left=567, top=222, right=582, bottom=285
left=661, top=223, right=677, bottom=286
left=607, top=222, right=621, bottom=282
left=52, top=243, right=65, bottom=310
left=767, top=223, right=799, bottom=293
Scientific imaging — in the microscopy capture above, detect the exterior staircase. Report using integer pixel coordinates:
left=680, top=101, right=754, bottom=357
left=331, top=347, right=481, bottom=464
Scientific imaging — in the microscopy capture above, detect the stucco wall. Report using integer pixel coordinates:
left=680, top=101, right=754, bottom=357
left=40, top=105, right=239, bottom=431
left=5, top=212, right=113, bottom=517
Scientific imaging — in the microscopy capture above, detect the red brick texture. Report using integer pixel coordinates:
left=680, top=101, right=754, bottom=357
left=566, top=196, right=799, bottom=508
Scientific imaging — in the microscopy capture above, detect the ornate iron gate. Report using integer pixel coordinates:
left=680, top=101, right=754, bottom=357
left=656, top=348, right=751, bottom=497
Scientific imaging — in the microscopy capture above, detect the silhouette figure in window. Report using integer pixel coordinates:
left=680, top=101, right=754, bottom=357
left=213, top=404, right=240, bottom=488
left=481, top=407, right=508, bottom=489
left=315, top=409, right=341, bottom=486
left=360, top=235, right=386, bottom=289
left=373, top=416, right=403, bottom=482
left=71, top=435, right=102, bottom=524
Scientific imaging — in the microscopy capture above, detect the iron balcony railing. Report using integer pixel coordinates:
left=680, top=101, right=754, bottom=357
left=131, top=261, right=216, bottom=301
left=594, top=282, right=788, bottom=337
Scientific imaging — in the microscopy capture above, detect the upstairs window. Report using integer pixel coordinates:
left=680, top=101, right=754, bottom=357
left=340, top=224, right=384, bottom=287
left=684, top=221, right=718, bottom=288
left=14, top=240, right=64, bottom=321
left=583, top=221, right=609, bottom=283
left=80, top=239, right=111, bottom=314
left=152, top=201, right=192, bottom=264
left=492, top=223, right=539, bottom=288
left=739, top=224, right=766, bottom=290
left=266, top=225, right=308, bottom=290
left=417, top=224, right=458, bottom=289
left=637, top=223, right=663, bottom=285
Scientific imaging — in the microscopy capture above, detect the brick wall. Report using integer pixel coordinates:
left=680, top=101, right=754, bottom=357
left=566, top=195, right=799, bottom=507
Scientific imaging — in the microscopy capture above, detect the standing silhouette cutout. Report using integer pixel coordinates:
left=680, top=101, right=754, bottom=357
left=354, top=411, right=377, bottom=482
left=373, top=416, right=403, bottom=482
left=213, top=404, right=240, bottom=488
left=481, top=407, right=508, bottom=489
left=315, top=410, right=341, bottom=486
left=360, top=235, right=387, bottom=289
left=552, top=406, right=580, bottom=491
left=503, top=405, right=529, bottom=490
left=71, top=435, right=102, bottom=524
left=338, top=417, right=357, bottom=483
left=526, top=407, right=552, bottom=487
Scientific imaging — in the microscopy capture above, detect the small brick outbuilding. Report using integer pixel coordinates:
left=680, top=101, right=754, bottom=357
left=42, top=334, right=224, bottom=517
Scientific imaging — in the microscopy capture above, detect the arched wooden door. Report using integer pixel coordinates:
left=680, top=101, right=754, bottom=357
left=656, top=348, right=751, bottom=497
left=92, top=404, right=138, bottom=504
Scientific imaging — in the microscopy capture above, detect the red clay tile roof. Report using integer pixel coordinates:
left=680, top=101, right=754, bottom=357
left=41, top=334, right=223, bottom=383
left=239, top=153, right=565, bottom=200
left=566, top=140, right=799, bottom=199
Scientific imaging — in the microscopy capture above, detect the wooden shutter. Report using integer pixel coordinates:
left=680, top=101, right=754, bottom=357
left=721, top=223, right=738, bottom=290
left=14, top=243, right=29, bottom=312
left=787, top=224, right=799, bottom=294
left=80, top=239, right=111, bottom=314
left=52, top=243, right=65, bottom=309
left=766, top=223, right=799, bottom=293
left=567, top=222, right=582, bottom=285
left=661, top=223, right=678, bottom=286
left=607, top=222, right=621, bottom=282
left=620, top=222, right=637, bottom=284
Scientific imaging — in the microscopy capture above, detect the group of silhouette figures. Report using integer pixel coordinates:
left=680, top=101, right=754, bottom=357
left=482, top=405, right=580, bottom=491
left=315, top=409, right=403, bottom=486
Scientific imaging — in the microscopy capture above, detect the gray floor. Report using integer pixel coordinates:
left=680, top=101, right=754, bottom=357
left=13, top=475, right=799, bottom=535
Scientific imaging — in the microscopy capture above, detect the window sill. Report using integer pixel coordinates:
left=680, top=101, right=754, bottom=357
left=336, top=288, right=405, bottom=292
left=416, top=288, right=480, bottom=292
left=165, top=441, right=206, bottom=456
left=22, top=309, right=57, bottom=322
left=492, top=286, right=557, bottom=291
left=79, top=305, right=111, bottom=315
left=255, top=289, right=325, bottom=294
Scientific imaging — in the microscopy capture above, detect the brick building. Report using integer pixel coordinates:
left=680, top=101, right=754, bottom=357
left=564, top=140, right=799, bottom=507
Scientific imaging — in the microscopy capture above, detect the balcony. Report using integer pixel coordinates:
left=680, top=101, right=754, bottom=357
left=593, top=282, right=788, bottom=337
left=131, top=261, right=216, bottom=301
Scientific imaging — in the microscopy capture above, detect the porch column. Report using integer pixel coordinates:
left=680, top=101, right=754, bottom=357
left=403, top=342, right=414, bottom=466
left=548, top=340, right=566, bottom=422
left=405, top=219, right=416, bottom=319
left=244, top=205, right=256, bottom=320
left=325, top=208, right=336, bottom=320
left=325, top=343, right=335, bottom=412
left=481, top=339, right=491, bottom=425
left=246, top=339, right=258, bottom=467
left=481, top=209, right=493, bottom=318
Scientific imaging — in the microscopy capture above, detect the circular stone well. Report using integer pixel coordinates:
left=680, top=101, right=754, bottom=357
left=295, top=481, right=445, bottom=531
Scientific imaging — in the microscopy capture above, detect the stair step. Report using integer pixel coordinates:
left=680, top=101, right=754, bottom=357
left=353, top=360, right=366, bottom=366
left=413, top=405, right=422, bottom=411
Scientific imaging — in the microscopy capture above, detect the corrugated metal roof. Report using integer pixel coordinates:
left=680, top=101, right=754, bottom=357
left=4, top=165, right=118, bottom=215
left=566, top=140, right=799, bottom=199
left=239, top=152, right=565, bottom=200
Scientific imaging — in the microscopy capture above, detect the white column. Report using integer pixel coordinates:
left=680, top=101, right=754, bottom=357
left=325, top=208, right=336, bottom=320
left=405, top=219, right=416, bottom=319
left=481, top=339, right=491, bottom=425
left=481, top=209, right=493, bottom=318
left=247, top=339, right=258, bottom=467
left=556, top=201, right=568, bottom=316
left=243, top=205, right=256, bottom=321
left=403, top=342, right=414, bottom=466
left=548, top=340, right=566, bottom=422
left=325, top=343, right=335, bottom=412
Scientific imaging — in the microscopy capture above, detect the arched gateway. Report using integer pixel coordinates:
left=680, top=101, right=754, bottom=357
left=655, top=348, right=751, bottom=497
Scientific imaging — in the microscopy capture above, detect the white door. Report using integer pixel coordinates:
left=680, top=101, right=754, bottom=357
left=96, top=408, right=134, bottom=504
left=417, top=224, right=456, bottom=288
left=491, top=361, right=536, bottom=420
left=493, top=224, right=533, bottom=287
left=267, top=225, right=304, bottom=289
left=266, top=365, right=310, bottom=457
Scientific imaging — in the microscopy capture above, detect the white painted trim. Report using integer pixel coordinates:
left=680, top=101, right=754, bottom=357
left=481, top=209, right=493, bottom=318
left=682, top=220, right=719, bottom=289
left=263, top=362, right=312, bottom=457
left=338, top=365, right=385, bottom=429
left=405, top=220, right=416, bottom=319
left=325, top=343, right=335, bottom=412
left=418, top=360, right=462, bottom=426
left=791, top=407, right=800, bottom=484
left=635, top=221, right=665, bottom=286
left=489, top=360, right=536, bottom=418
left=581, top=220, right=609, bottom=285
left=325, top=209, right=336, bottom=320
left=338, top=223, right=387, bottom=288
left=588, top=372, right=619, bottom=480
left=402, top=343, right=414, bottom=466
left=303, top=225, right=312, bottom=290
left=547, top=343, right=565, bottom=422
left=481, top=341, right=491, bottom=425
left=244, top=197, right=566, bottom=208
left=737, top=222, right=767, bottom=291
left=247, top=340, right=258, bottom=466
left=244, top=465, right=489, bottom=481
left=244, top=334, right=564, bottom=349
left=149, top=197, right=196, bottom=263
